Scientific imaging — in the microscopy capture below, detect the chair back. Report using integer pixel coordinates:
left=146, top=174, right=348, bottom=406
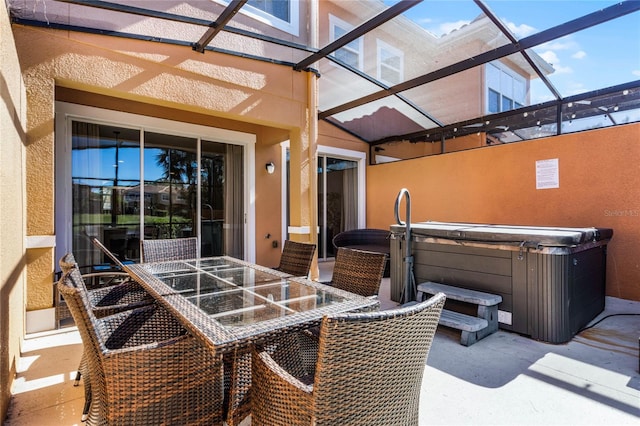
left=57, top=253, right=225, bottom=424
left=57, top=254, right=110, bottom=421
left=313, top=293, right=446, bottom=425
left=330, top=247, right=386, bottom=297
left=59, top=252, right=79, bottom=274
left=141, top=237, right=198, bottom=263
left=276, top=240, right=316, bottom=277
left=91, top=237, right=126, bottom=269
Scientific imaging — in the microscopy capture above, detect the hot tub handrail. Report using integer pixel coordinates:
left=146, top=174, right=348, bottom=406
left=395, top=188, right=416, bottom=303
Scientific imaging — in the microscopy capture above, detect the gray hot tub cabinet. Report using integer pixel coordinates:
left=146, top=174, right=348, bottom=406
left=390, top=221, right=613, bottom=343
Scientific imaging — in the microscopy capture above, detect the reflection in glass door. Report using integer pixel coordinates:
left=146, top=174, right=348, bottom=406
left=143, top=132, right=197, bottom=242
left=69, top=120, right=244, bottom=270
left=200, top=141, right=244, bottom=259
left=317, top=156, right=358, bottom=260
left=71, top=123, right=141, bottom=268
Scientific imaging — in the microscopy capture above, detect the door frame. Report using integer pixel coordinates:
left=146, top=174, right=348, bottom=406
left=280, top=143, right=366, bottom=259
left=54, top=101, right=257, bottom=265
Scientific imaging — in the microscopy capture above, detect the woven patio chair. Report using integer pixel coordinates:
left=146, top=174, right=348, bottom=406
left=58, top=251, right=153, bottom=322
left=57, top=257, right=225, bottom=425
left=58, top=253, right=155, bottom=420
left=274, top=240, right=316, bottom=277
left=251, top=292, right=446, bottom=426
left=327, top=247, right=387, bottom=297
left=141, top=237, right=199, bottom=263
left=90, top=236, right=128, bottom=270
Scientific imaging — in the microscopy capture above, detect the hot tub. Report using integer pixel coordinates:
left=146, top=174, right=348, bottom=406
left=389, top=221, right=613, bottom=343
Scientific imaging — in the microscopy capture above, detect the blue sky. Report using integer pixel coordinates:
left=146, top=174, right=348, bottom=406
left=397, top=0, right=640, bottom=103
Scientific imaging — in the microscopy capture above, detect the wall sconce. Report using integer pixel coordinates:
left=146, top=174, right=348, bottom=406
left=265, top=162, right=275, bottom=174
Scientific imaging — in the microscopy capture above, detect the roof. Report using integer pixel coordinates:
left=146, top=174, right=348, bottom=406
left=9, top=0, right=640, bottom=153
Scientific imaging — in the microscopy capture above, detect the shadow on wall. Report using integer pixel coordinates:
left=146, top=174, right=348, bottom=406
left=0, top=254, right=27, bottom=421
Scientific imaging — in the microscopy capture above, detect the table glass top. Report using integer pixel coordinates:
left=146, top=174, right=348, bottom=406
left=134, top=257, right=349, bottom=328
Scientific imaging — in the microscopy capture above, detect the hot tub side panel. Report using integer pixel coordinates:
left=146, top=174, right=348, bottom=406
left=397, top=241, right=524, bottom=332
left=390, top=234, right=607, bottom=343
left=527, top=246, right=607, bottom=343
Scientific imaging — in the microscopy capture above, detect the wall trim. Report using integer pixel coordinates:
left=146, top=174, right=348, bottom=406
left=26, top=308, right=56, bottom=333
left=26, top=235, right=56, bottom=249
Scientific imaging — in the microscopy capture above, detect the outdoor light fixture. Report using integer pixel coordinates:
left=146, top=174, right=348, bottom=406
left=266, top=162, right=275, bottom=174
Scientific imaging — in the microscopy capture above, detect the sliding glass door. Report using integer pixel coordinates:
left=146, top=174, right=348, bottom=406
left=68, top=120, right=244, bottom=270
left=317, top=155, right=358, bottom=260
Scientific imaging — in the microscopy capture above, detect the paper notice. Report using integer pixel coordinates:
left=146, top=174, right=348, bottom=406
left=536, top=158, right=559, bottom=189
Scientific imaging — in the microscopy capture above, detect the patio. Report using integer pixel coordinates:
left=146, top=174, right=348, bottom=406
left=5, top=262, right=639, bottom=425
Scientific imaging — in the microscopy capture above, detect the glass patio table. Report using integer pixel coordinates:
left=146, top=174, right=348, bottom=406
left=124, top=256, right=380, bottom=353
left=126, top=256, right=380, bottom=423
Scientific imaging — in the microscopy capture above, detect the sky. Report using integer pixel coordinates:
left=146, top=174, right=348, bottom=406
left=397, top=0, right=640, bottom=103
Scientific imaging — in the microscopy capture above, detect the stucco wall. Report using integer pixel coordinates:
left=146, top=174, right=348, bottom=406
left=0, top=2, right=27, bottom=420
left=367, top=123, right=640, bottom=301
left=12, top=23, right=312, bottom=312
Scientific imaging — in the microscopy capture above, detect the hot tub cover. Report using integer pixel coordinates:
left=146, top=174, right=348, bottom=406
left=396, top=221, right=613, bottom=247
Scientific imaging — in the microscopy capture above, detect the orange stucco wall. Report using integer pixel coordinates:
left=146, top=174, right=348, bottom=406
left=367, top=123, right=640, bottom=301
left=13, top=23, right=315, bottom=309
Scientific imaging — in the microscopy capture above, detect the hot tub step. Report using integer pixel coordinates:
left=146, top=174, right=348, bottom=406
left=417, top=281, right=502, bottom=346
left=439, top=309, right=488, bottom=332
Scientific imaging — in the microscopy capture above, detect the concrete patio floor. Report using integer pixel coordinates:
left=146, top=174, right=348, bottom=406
left=5, top=262, right=640, bottom=425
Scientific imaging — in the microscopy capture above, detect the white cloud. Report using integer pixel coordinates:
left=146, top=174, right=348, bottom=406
left=538, top=39, right=579, bottom=51
left=539, top=50, right=559, bottom=65
left=416, top=17, right=434, bottom=25
left=633, top=70, right=640, bottom=77
left=554, top=65, right=573, bottom=74
left=505, top=21, right=536, bottom=38
left=439, top=20, right=470, bottom=35
left=539, top=50, right=572, bottom=74
left=572, top=50, right=587, bottom=59
left=565, top=82, right=589, bottom=96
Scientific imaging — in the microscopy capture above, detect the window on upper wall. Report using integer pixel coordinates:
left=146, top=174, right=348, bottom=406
left=246, top=0, right=289, bottom=22
left=217, top=0, right=299, bottom=36
left=329, top=14, right=363, bottom=70
left=486, top=62, right=526, bottom=114
left=377, top=40, right=403, bottom=86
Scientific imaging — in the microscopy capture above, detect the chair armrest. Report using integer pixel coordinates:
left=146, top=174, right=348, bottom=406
left=88, top=280, right=153, bottom=318
left=96, top=304, right=187, bottom=350
left=81, top=271, right=132, bottom=290
left=252, top=346, right=312, bottom=394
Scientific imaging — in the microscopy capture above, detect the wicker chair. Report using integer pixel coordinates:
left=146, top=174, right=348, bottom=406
left=274, top=240, right=316, bottom=277
left=328, top=247, right=387, bottom=297
left=59, top=253, right=155, bottom=420
left=141, top=237, right=199, bottom=263
left=251, top=292, right=446, bottom=426
left=57, top=256, right=225, bottom=425
left=90, top=236, right=127, bottom=270
left=332, top=228, right=391, bottom=277
left=59, top=250, right=153, bottom=322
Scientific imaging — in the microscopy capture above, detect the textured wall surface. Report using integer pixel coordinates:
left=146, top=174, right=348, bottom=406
left=1, top=2, right=27, bottom=420
left=12, top=23, right=313, bottom=310
left=367, top=123, right=640, bottom=301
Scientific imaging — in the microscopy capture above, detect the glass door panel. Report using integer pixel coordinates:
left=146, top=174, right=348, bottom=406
left=71, top=122, right=141, bottom=267
left=317, top=156, right=358, bottom=260
left=70, top=121, right=245, bottom=271
left=143, top=132, right=198, bottom=240
left=200, top=140, right=226, bottom=256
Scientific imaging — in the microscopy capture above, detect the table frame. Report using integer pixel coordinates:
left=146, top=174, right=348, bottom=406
left=125, top=256, right=380, bottom=353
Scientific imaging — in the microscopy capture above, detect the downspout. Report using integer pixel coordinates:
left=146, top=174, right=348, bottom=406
left=307, top=0, right=320, bottom=280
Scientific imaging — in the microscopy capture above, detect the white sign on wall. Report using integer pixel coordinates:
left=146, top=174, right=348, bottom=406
left=536, top=158, right=559, bottom=189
